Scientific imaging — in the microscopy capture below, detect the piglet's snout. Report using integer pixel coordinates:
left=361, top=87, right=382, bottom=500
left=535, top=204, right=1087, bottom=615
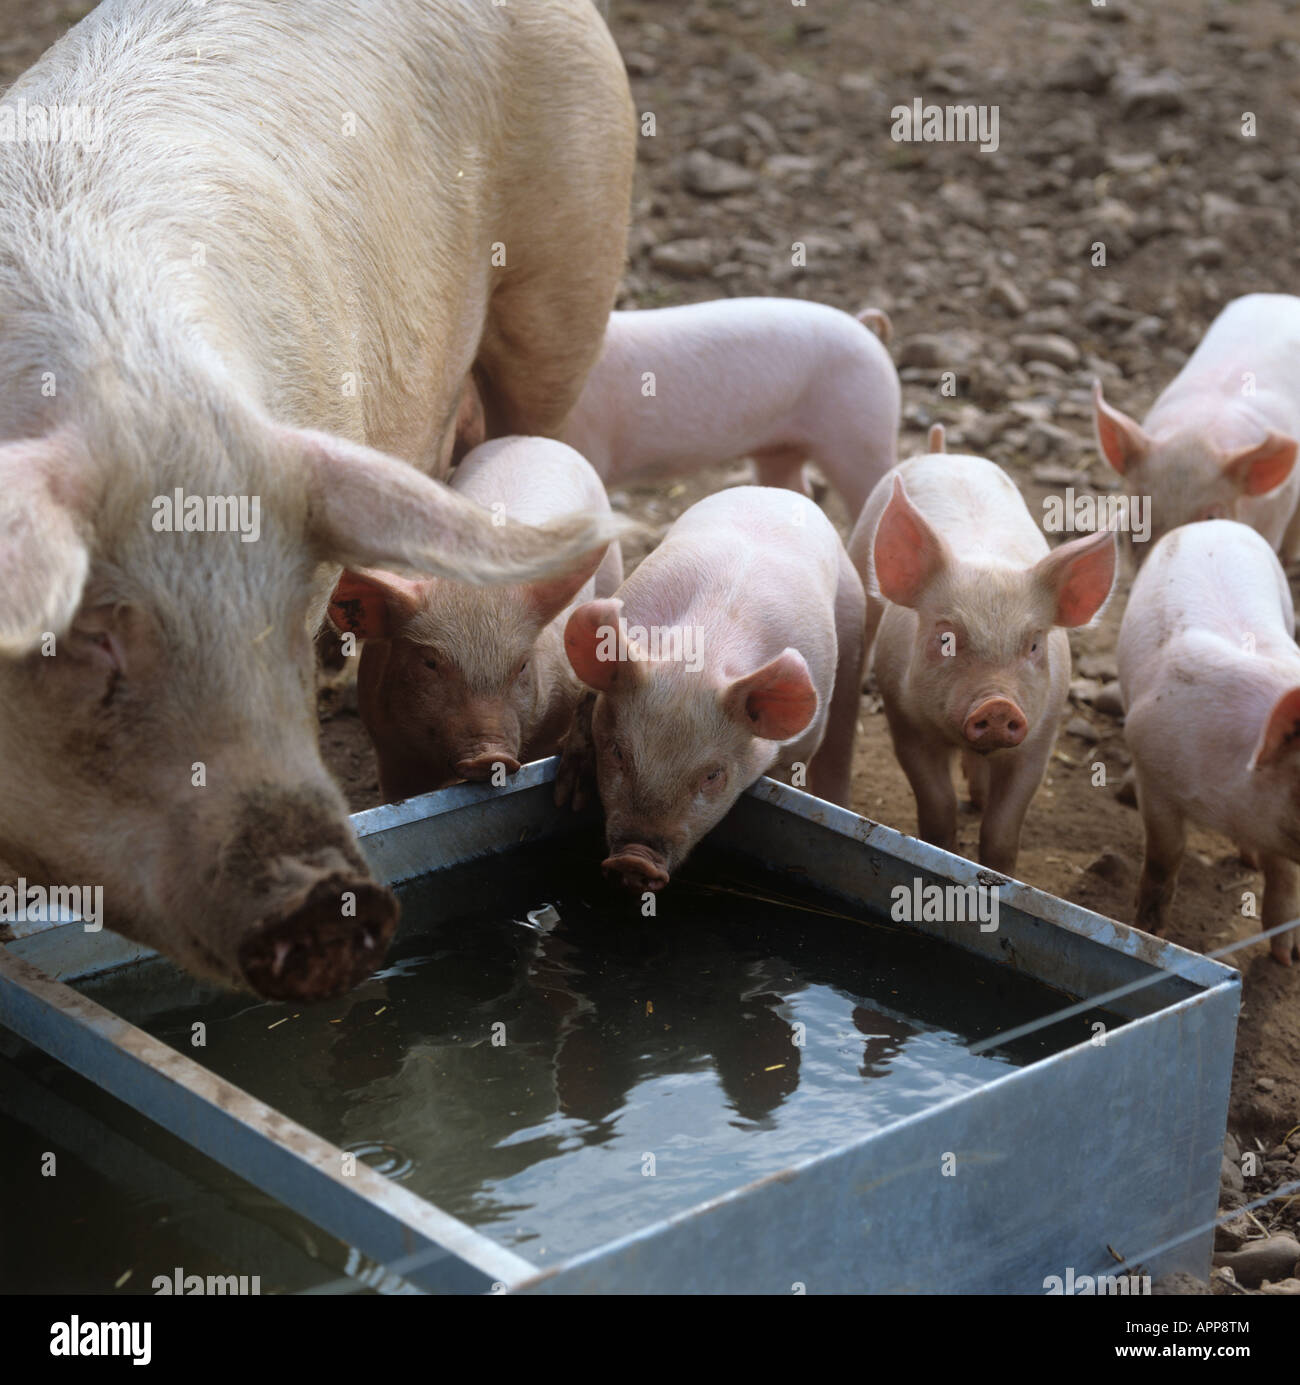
left=456, top=750, right=523, bottom=780
left=963, top=697, right=1028, bottom=751
left=602, top=841, right=671, bottom=893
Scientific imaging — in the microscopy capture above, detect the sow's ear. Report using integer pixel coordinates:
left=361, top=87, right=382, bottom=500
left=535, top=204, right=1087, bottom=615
left=0, top=428, right=94, bottom=656
left=722, top=648, right=819, bottom=742
left=291, top=426, right=625, bottom=587
left=1250, top=686, right=1300, bottom=770
left=328, top=570, right=428, bottom=641
left=1036, top=527, right=1117, bottom=628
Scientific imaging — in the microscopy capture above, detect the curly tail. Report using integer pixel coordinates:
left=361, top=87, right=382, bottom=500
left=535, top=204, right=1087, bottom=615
left=856, top=307, right=893, bottom=345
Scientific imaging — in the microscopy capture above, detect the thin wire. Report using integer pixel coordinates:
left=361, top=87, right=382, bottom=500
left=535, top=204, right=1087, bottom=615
left=1123, top=1178, right=1300, bottom=1279
left=969, top=916, right=1292, bottom=1055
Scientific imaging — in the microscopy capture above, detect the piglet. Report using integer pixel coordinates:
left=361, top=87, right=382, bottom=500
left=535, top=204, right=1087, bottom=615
left=560, top=297, right=900, bottom=517
left=1094, top=293, right=1300, bottom=557
left=330, top=437, right=621, bottom=801
left=848, top=454, right=1117, bottom=875
left=1119, top=519, right=1300, bottom=963
left=561, top=485, right=865, bottom=891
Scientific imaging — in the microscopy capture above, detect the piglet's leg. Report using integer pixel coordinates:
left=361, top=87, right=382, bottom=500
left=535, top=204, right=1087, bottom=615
left=807, top=550, right=866, bottom=809
left=555, top=691, right=598, bottom=812
left=887, top=712, right=957, bottom=855
left=1261, top=854, right=1300, bottom=966
left=751, top=444, right=812, bottom=498
left=961, top=750, right=988, bottom=812
left=977, top=737, right=1051, bottom=877
left=1133, top=779, right=1186, bottom=938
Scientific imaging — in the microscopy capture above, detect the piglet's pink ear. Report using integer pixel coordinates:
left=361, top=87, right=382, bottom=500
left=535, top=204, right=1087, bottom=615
left=565, top=598, right=639, bottom=694
left=1092, top=380, right=1149, bottom=476
left=872, top=475, right=950, bottom=608
left=523, top=542, right=612, bottom=629
left=722, top=648, right=818, bottom=742
left=1035, top=527, right=1117, bottom=629
left=1223, top=432, right=1298, bottom=498
left=1250, top=686, right=1300, bottom=769
left=327, top=570, right=427, bottom=641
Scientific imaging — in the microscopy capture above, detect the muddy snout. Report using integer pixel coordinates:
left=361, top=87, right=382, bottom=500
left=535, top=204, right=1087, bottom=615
left=963, top=697, right=1028, bottom=751
left=210, top=787, right=398, bottom=1001
left=455, top=749, right=523, bottom=781
left=602, top=840, right=671, bottom=892
left=238, top=871, right=396, bottom=1001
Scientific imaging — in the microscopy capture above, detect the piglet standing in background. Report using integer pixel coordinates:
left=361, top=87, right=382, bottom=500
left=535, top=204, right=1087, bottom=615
left=1119, top=519, right=1300, bottom=964
left=560, top=298, right=900, bottom=517
left=560, top=486, right=864, bottom=892
left=331, top=437, right=621, bottom=802
left=1093, top=293, right=1300, bottom=557
left=849, top=454, right=1117, bottom=875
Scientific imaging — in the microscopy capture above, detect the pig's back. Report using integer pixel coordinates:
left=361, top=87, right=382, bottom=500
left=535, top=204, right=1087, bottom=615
left=1152, top=294, right=1300, bottom=413
left=567, top=299, right=885, bottom=474
left=1119, top=522, right=1298, bottom=744
left=607, top=298, right=871, bottom=354
left=623, top=487, right=842, bottom=668
left=0, top=0, right=617, bottom=447
left=1184, top=294, right=1300, bottom=369
left=1119, top=522, right=1300, bottom=815
left=1122, top=520, right=1293, bottom=660
left=452, top=437, right=611, bottom=525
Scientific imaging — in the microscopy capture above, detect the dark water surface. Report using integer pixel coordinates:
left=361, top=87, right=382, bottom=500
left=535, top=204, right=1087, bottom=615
left=100, top=836, right=1123, bottom=1268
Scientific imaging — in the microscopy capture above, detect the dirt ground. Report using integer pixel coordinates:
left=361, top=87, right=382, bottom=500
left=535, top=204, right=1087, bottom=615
left=4, top=0, right=1297, bottom=1275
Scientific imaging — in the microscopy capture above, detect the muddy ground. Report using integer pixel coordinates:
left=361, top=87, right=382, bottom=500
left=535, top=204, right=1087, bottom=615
left=3, top=0, right=1297, bottom=1284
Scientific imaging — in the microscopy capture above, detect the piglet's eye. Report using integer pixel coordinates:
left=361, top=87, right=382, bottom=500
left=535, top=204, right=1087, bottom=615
left=424, top=657, right=437, bottom=671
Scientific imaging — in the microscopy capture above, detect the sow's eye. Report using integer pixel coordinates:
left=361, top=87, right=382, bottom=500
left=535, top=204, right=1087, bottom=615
left=73, top=629, right=123, bottom=672
left=61, top=615, right=127, bottom=705
left=700, top=766, right=726, bottom=792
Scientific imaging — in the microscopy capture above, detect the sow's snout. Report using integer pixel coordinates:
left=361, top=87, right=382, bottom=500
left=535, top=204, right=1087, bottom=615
left=237, top=871, right=396, bottom=1001
left=204, top=786, right=397, bottom=1002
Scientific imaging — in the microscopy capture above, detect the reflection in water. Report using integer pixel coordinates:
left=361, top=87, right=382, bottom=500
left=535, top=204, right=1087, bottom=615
left=140, top=838, right=1120, bottom=1265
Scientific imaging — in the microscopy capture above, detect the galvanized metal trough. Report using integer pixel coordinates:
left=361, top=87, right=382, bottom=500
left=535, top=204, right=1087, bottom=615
left=0, top=760, right=1240, bottom=1294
